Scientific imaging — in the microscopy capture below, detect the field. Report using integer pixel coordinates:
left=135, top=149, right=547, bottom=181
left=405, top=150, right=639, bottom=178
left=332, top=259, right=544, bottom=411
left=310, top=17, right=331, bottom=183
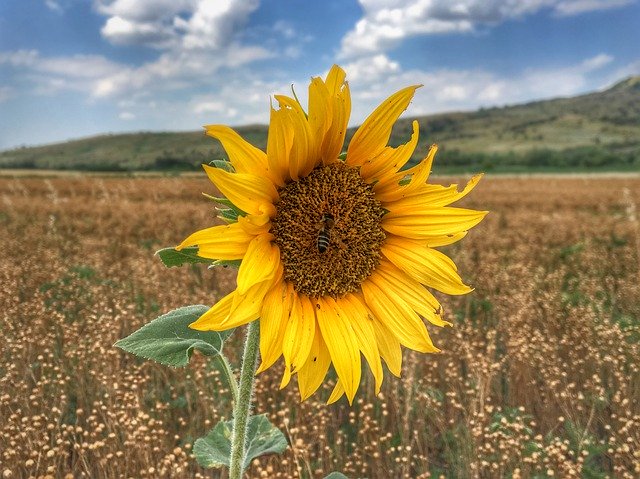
left=1, top=174, right=639, bottom=478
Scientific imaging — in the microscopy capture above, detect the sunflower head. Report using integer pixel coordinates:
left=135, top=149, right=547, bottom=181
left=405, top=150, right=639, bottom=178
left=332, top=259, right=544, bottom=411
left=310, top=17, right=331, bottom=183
left=177, top=65, right=487, bottom=404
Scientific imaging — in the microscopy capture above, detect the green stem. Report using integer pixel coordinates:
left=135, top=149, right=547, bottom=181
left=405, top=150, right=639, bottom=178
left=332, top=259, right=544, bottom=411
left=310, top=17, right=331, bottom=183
left=228, top=320, right=260, bottom=479
left=214, top=353, right=239, bottom=404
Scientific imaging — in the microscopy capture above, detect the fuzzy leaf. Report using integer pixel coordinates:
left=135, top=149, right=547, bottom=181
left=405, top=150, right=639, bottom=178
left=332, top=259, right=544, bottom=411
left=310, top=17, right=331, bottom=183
left=324, top=474, right=349, bottom=479
left=194, top=414, right=287, bottom=470
left=115, top=305, right=232, bottom=367
left=155, top=246, right=213, bottom=268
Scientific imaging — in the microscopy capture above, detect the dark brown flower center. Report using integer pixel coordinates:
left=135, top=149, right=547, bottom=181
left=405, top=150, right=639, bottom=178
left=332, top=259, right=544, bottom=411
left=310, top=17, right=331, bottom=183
left=270, top=162, right=386, bottom=298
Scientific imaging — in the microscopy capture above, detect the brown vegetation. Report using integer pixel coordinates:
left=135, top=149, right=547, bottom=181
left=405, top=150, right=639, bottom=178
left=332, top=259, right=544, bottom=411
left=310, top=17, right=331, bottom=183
left=1, top=174, right=639, bottom=478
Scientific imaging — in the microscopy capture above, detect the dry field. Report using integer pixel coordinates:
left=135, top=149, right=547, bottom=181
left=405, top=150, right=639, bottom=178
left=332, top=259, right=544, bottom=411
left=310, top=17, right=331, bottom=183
left=1, top=174, right=639, bottom=479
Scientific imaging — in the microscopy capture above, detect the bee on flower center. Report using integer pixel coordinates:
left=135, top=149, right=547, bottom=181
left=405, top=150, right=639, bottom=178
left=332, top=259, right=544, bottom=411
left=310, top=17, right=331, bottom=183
left=316, top=212, right=335, bottom=253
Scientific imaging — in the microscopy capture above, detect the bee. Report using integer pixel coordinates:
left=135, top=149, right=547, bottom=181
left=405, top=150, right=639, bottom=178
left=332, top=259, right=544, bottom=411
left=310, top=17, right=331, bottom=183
left=316, top=212, right=335, bottom=253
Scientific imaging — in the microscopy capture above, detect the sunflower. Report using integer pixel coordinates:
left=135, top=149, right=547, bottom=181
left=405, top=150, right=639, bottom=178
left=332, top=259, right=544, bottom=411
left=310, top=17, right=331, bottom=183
left=177, top=65, right=487, bottom=404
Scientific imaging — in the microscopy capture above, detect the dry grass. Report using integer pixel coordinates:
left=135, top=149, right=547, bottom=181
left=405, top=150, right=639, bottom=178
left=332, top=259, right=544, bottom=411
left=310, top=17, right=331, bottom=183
left=1, top=174, right=639, bottom=478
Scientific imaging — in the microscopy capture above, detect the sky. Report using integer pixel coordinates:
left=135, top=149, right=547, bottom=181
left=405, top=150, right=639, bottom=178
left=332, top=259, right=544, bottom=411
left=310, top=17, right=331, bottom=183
left=0, top=0, right=639, bottom=150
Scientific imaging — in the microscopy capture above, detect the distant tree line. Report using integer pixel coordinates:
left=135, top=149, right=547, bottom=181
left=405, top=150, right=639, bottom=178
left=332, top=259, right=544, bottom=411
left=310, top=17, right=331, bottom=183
left=2, top=145, right=639, bottom=173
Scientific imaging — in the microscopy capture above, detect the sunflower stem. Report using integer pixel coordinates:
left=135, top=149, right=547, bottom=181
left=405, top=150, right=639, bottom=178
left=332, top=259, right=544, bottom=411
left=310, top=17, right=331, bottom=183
left=214, top=353, right=239, bottom=404
left=228, top=320, right=260, bottom=479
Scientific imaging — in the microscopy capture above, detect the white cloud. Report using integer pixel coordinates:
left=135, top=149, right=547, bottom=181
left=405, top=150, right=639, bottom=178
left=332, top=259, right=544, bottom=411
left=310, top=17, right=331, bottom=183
left=0, top=50, right=40, bottom=67
left=338, top=54, right=401, bottom=83
left=553, top=0, right=634, bottom=16
left=101, top=15, right=176, bottom=48
left=0, top=50, right=127, bottom=95
left=45, top=0, right=63, bottom=13
left=339, top=0, right=634, bottom=59
left=119, top=111, right=135, bottom=120
left=95, top=0, right=260, bottom=50
left=273, top=20, right=296, bottom=39
left=341, top=53, right=617, bottom=124
left=178, top=0, right=260, bottom=50
left=580, top=53, right=614, bottom=71
left=95, top=0, right=194, bottom=23
left=2, top=0, right=274, bottom=105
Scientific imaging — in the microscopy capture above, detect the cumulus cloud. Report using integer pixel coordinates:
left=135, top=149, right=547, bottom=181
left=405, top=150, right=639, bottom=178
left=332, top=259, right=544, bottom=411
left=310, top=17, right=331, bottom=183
left=1, top=0, right=276, bottom=124
left=339, top=0, right=634, bottom=58
left=95, top=0, right=259, bottom=50
left=83, top=0, right=273, bottom=102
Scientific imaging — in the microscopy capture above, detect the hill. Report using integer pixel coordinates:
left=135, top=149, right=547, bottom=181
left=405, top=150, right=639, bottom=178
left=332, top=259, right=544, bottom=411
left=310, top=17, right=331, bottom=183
left=1, top=76, right=639, bottom=173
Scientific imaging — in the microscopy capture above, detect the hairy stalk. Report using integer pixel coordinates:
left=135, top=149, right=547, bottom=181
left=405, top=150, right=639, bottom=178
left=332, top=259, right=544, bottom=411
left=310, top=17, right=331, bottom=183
left=228, top=320, right=260, bottom=479
left=214, top=353, right=239, bottom=404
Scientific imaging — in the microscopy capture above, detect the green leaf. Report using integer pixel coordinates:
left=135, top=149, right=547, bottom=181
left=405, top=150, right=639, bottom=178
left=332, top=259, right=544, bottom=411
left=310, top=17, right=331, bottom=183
left=210, top=259, right=242, bottom=269
left=114, top=305, right=233, bottom=367
left=324, top=473, right=349, bottom=479
left=217, top=207, right=240, bottom=223
left=209, top=158, right=235, bottom=172
left=155, top=246, right=213, bottom=268
left=203, top=193, right=247, bottom=217
left=193, top=420, right=232, bottom=469
left=194, top=414, right=287, bottom=470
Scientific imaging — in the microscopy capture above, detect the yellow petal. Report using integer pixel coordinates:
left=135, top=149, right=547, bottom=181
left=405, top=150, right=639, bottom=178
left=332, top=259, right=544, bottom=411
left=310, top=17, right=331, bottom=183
left=374, top=144, right=437, bottom=202
left=308, top=77, right=332, bottom=161
left=321, top=66, right=350, bottom=164
left=382, top=206, right=488, bottom=239
left=383, top=174, right=484, bottom=215
left=371, top=259, right=450, bottom=327
left=236, top=210, right=272, bottom=236
left=266, top=106, right=293, bottom=186
left=327, top=380, right=345, bottom=404
left=359, top=120, right=419, bottom=183
left=381, top=236, right=472, bottom=295
left=389, top=174, right=484, bottom=212
left=275, top=95, right=315, bottom=179
left=361, top=279, right=439, bottom=353
left=370, top=313, right=402, bottom=377
left=347, top=85, right=420, bottom=167
left=257, top=280, right=289, bottom=373
left=280, top=293, right=315, bottom=388
left=315, top=296, right=361, bottom=405
left=203, top=164, right=278, bottom=217
left=176, top=222, right=252, bottom=260
left=324, top=64, right=347, bottom=94
left=297, top=323, right=331, bottom=401
left=189, top=291, right=235, bottom=331
left=189, top=271, right=279, bottom=332
left=426, top=231, right=468, bottom=247
left=236, top=234, right=280, bottom=295
left=339, top=294, right=384, bottom=394
left=203, top=125, right=273, bottom=180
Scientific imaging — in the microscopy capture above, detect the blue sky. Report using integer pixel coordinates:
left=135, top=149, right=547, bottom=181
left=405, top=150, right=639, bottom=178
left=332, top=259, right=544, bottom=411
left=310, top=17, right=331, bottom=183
left=1, top=0, right=639, bottom=150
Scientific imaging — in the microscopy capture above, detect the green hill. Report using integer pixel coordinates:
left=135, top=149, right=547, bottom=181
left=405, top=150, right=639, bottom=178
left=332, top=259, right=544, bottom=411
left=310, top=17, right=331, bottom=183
left=2, top=76, right=639, bottom=173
